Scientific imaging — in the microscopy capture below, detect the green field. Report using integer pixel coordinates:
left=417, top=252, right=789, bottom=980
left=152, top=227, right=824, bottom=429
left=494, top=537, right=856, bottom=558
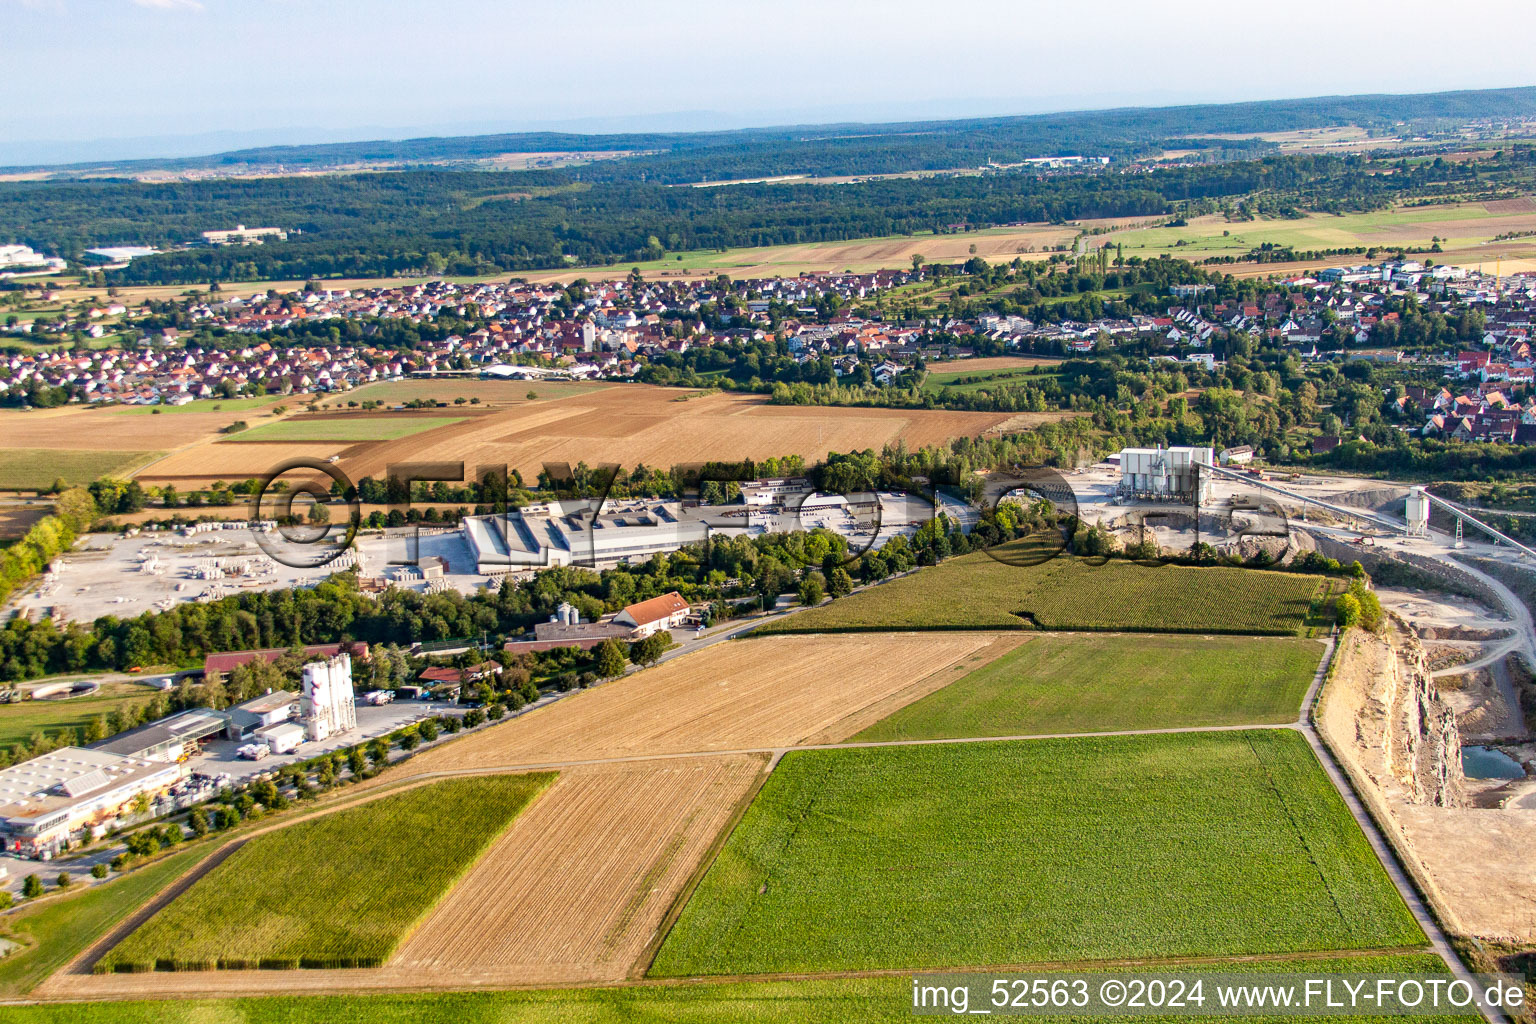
left=652, top=731, right=1421, bottom=976
left=98, top=774, right=553, bottom=972
left=1105, top=203, right=1527, bottom=261
left=0, top=450, right=159, bottom=490
left=760, top=540, right=1325, bottom=636
left=922, top=364, right=1060, bottom=395
left=0, top=684, right=161, bottom=751
left=0, top=955, right=1474, bottom=1024
left=227, top=416, right=465, bottom=443
left=112, top=397, right=283, bottom=416
left=854, top=634, right=1322, bottom=742
left=0, top=846, right=215, bottom=998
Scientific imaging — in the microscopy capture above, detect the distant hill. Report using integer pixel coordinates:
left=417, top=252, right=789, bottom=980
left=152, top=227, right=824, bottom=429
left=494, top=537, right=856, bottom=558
left=10, top=85, right=1536, bottom=184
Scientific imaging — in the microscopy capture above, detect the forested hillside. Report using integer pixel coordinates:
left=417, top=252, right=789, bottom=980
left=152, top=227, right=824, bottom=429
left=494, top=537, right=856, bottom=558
left=16, top=85, right=1536, bottom=182
left=6, top=147, right=1534, bottom=285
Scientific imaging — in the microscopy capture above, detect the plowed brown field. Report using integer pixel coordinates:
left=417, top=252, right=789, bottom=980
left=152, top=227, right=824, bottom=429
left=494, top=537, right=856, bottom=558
left=401, top=632, right=1020, bottom=773
left=136, top=385, right=1025, bottom=487
left=0, top=403, right=281, bottom=451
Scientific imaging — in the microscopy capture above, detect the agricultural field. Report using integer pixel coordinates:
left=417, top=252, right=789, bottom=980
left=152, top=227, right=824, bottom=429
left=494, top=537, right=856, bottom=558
left=758, top=540, right=1326, bottom=636
left=138, top=385, right=1021, bottom=491
left=0, top=499, right=53, bottom=539
left=854, top=634, right=1323, bottom=741
left=111, top=398, right=283, bottom=416
left=227, top=415, right=466, bottom=443
left=338, top=378, right=609, bottom=407
left=652, top=731, right=1422, bottom=976
left=0, top=682, right=161, bottom=751
left=0, top=846, right=215, bottom=998
left=0, top=449, right=158, bottom=490
left=922, top=359, right=1061, bottom=396
left=1101, top=201, right=1536, bottom=263
left=0, top=402, right=287, bottom=451
left=521, top=222, right=1092, bottom=283
left=95, top=774, right=552, bottom=972
left=392, top=757, right=767, bottom=984
left=2, top=954, right=1476, bottom=1024
left=400, top=633, right=1019, bottom=774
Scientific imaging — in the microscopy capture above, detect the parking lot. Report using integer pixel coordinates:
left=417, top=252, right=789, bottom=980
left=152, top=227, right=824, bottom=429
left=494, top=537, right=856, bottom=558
left=182, top=696, right=461, bottom=783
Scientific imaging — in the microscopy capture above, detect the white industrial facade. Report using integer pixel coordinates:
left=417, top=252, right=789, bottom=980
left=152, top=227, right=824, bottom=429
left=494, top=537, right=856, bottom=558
left=301, top=654, right=356, bottom=742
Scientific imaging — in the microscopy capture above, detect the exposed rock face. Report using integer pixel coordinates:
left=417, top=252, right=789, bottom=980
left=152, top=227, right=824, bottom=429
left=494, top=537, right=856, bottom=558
left=1391, top=630, right=1466, bottom=807
left=1324, top=622, right=1465, bottom=808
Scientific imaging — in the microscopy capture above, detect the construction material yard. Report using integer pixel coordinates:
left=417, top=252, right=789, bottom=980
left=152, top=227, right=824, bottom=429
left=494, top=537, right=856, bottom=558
left=651, top=731, right=1424, bottom=977
left=853, top=634, right=1324, bottom=741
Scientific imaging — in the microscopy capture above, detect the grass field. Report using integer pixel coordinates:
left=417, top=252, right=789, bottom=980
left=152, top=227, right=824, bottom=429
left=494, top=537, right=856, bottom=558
left=759, top=540, right=1325, bottom=636
left=0, top=846, right=214, bottom=998
left=853, top=634, right=1322, bottom=741
left=0, top=955, right=1475, bottom=1024
left=652, top=731, right=1421, bottom=976
left=0, top=684, right=160, bottom=751
left=227, top=416, right=466, bottom=443
left=923, top=363, right=1060, bottom=395
left=97, top=775, right=553, bottom=972
left=0, top=449, right=158, bottom=489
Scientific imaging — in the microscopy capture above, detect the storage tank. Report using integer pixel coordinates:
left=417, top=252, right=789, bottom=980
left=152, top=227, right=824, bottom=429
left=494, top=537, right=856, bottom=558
left=1406, top=488, right=1431, bottom=536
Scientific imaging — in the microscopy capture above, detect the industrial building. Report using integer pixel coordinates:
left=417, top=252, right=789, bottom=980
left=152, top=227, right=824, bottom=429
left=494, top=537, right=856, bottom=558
left=1116, top=446, right=1215, bottom=503
left=460, top=485, right=904, bottom=574
left=90, top=708, right=227, bottom=763
left=0, top=748, right=184, bottom=858
left=301, top=654, right=356, bottom=742
left=460, top=500, right=746, bottom=572
left=201, top=224, right=288, bottom=245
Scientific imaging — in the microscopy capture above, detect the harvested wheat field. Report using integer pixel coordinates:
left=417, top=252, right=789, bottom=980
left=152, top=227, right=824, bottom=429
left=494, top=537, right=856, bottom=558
left=0, top=401, right=282, bottom=451
left=404, top=632, right=1020, bottom=774
left=48, top=758, right=766, bottom=999
left=138, top=385, right=1032, bottom=487
left=394, top=756, right=767, bottom=983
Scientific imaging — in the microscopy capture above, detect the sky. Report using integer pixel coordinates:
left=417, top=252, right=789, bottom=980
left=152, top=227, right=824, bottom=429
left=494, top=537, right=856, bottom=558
left=3, top=0, right=1534, bottom=166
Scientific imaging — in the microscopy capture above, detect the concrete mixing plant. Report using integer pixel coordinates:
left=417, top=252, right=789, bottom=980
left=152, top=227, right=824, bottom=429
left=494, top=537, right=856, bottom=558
left=1117, top=446, right=1215, bottom=503
left=301, top=653, right=357, bottom=742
